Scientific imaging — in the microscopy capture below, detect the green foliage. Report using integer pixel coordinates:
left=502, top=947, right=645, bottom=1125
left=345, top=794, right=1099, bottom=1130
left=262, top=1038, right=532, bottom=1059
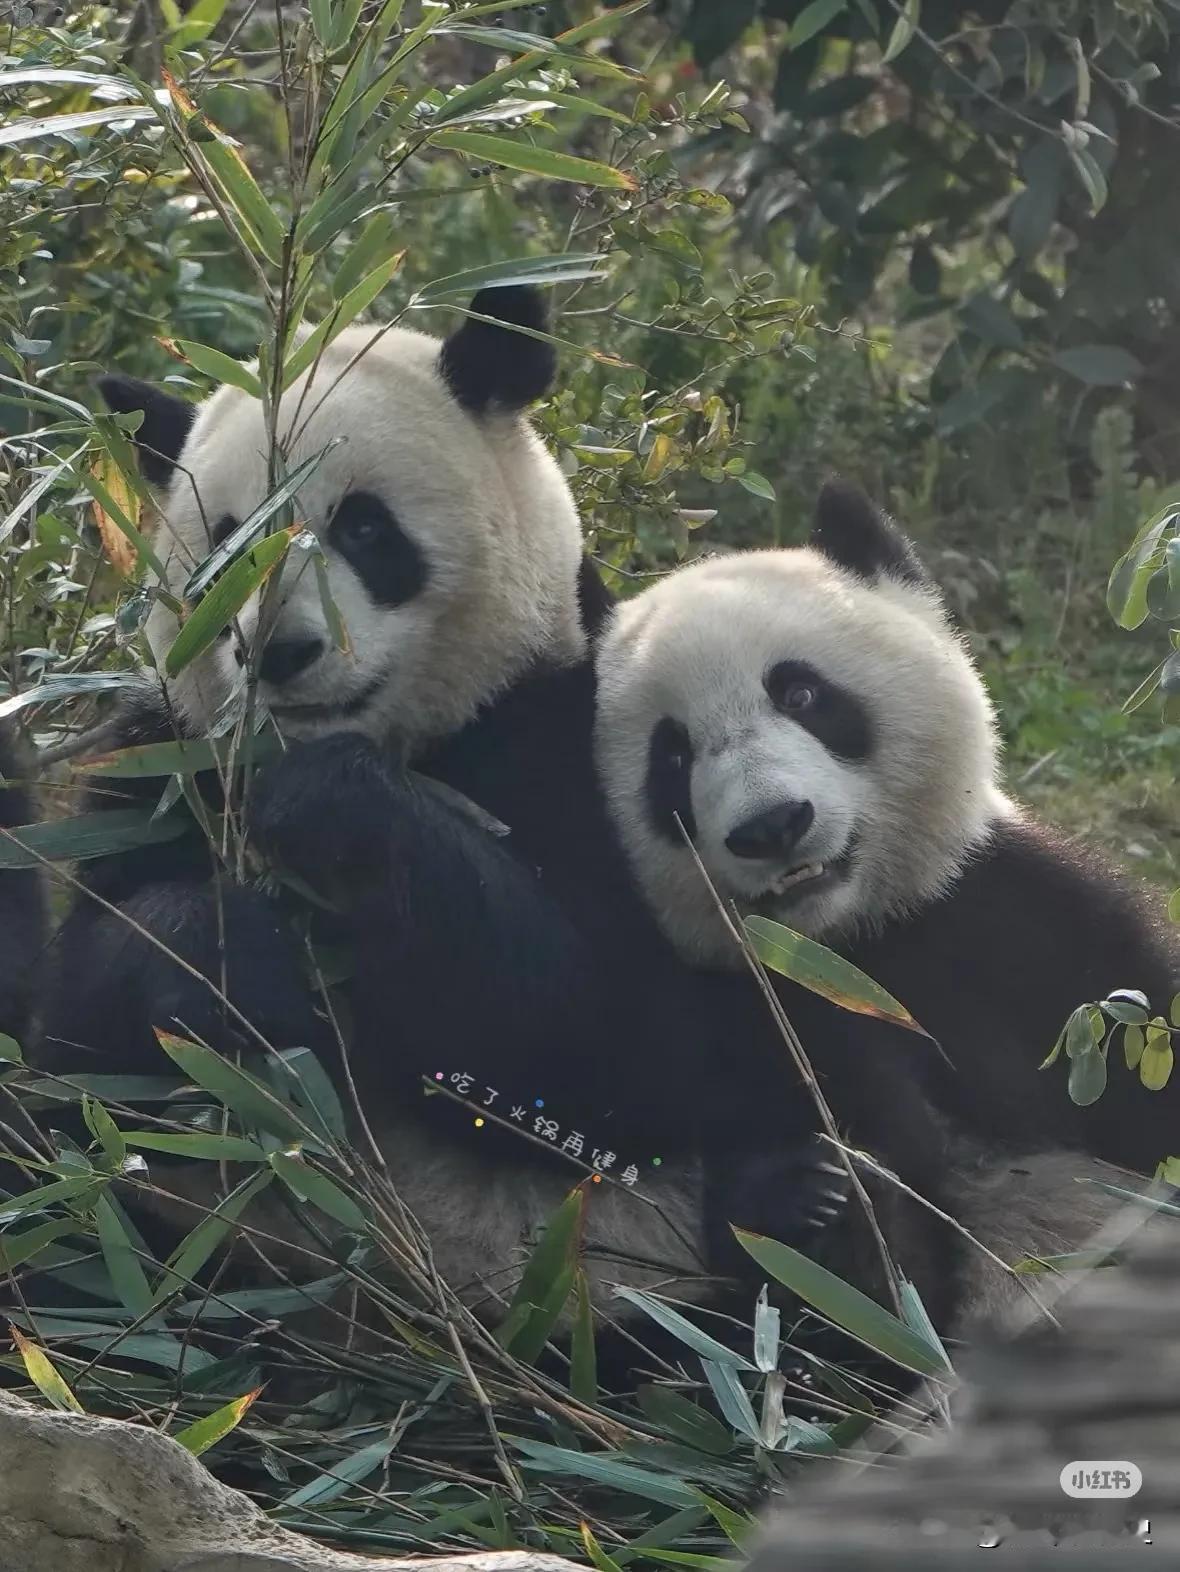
left=665, top=0, right=1180, bottom=464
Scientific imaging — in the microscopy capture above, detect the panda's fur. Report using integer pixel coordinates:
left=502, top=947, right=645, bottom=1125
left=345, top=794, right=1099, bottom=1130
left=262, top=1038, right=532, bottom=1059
left=40, top=290, right=900, bottom=1353
left=0, top=721, right=45, bottom=1047
left=593, top=482, right=1180, bottom=1334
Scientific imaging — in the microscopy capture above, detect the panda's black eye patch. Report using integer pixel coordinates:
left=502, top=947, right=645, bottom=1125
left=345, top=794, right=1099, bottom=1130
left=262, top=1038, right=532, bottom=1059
left=212, top=513, right=238, bottom=546
left=765, top=660, right=871, bottom=761
left=645, top=716, right=696, bottom=846
left=327, top=491, right=427, bottom=608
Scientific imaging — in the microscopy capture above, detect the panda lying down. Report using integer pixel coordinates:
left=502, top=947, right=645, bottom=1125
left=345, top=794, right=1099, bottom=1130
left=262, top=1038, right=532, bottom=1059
left=593, top=482, right=1180, bottom=1335
left=33, top=284, right=1176, bottom=1361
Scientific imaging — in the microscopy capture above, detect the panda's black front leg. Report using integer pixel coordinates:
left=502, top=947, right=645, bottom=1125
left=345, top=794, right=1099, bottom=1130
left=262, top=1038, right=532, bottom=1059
left=251, top=734, right=601, bottom=1101
left=705, top=1136, right=852, bottom=1279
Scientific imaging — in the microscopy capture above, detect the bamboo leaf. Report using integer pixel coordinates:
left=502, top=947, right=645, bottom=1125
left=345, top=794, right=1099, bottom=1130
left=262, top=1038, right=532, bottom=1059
left=125, top=1131, right=268, bottom=1162
left=0, top=807, right=189, bottom=869
left=269, top=1153, right=367, bottom=1231
left=197, top=130, right=286, bottom=263
left=733, top=1229, right=948, bottom=1377
left=882, top=0, right=920, bottom=62
left=89, top=451, right=140, bottom=577
left=428, top=129, right=637, bottom=190
left=281, top=251, right=406, bottom=389
left=94, top=1194, right=155, bottom=1317
left=280, top=1433, right=395, bottom=1510
left=152, top=1169, right=276, bottom=1302
left=744, top=915, right=927, bottom=1034
left=172, top=340, right=262, bottom=398
left=184, top=443, right=339, bottom=599
left=173, top=1387, right=261, bottom=1456
left=513, top=1437, right=698, bottom=1508
left=165, top=528, right=294, bottom=678
left=415, top=251, right=605, bottom=303
left=700, top=1359, right=760, bottom=1441
left=0, top=105, right=155, bottom=147
left=612, top=1287, right=756, bottom=1371
left=77, top=731, right=279, bottom=779
left=10, top=1326, right=84, bottom=1412
left=497, top=1187, right=582, bottom=1361
left=0, top=1220, right=75, bottom=1272
left=789, top=0, right=846, bottom=50
left=569, top=1268, right=597, bottom=1403
left=154, top=1033, right=310, bottom=1144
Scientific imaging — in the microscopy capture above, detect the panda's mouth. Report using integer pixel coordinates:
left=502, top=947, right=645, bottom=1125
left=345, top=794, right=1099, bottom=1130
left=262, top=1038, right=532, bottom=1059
left=746, top=839, right=856, bottom=912
left=268, top=672, right=385, bottom=722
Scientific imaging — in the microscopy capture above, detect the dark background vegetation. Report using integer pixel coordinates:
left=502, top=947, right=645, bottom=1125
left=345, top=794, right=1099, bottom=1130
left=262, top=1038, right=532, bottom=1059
left=1, top=0, right=1178, bottom=1562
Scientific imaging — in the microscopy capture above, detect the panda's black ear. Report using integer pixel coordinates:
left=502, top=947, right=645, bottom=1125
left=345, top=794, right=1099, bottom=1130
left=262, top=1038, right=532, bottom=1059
left=440, top=285, right=557, bottom=414
left=809, top=480, right=932, bottom=590
left=97, top=375, right=196, bottom=488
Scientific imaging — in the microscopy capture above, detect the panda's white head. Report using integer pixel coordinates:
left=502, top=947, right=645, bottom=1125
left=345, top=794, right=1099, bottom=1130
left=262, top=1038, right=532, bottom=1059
left=101, top=286, right=585, bottom=752
left=594, top=483, right=1013, bottom=967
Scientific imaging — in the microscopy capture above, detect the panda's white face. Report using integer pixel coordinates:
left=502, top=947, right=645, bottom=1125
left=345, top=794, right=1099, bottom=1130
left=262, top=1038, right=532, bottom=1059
left=141, top=312, right=584, bottom=752
left=595, top=515, right=1013, bottom=967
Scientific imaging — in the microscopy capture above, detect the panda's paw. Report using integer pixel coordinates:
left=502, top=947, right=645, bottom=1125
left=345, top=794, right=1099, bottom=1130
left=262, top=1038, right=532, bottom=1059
left=251, top=733, right=400, bottom=890
left=723, top=1136, right=852, bottom=1251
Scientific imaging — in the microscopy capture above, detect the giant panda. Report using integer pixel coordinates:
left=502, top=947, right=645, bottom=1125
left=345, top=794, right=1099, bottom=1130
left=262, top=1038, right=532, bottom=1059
left=592, top=481, right=1180, bottom=1337
left=35, top=289, right=927, bottom=1369
left=0, top=720, right=45, bottom=1047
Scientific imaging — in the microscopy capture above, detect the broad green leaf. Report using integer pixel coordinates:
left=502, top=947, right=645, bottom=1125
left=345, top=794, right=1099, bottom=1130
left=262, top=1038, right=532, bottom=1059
left=0, top=1220, right=75, bottom=1272
left=428, top=129, right=636, bottom=191
left=154, top=1033, right=309, bottom=1144
left=173, top=1387, right=260, bottom=1456
left=152, top=1168, right=275, bottom=1301
left=0, top=807, right=189, bottom=869
left=415, top=252, right=605, bottom=303
left=497, top=1187, right=582, bottom=1360
left=0, top=671, right=145, bottom=722
left=281, top=251, right=406, bottom=389
left=693, top=1491, right=757, bottom=1547
left=1067, top=144, right=1108, bottom=213
left=1009, top=137, right=1064, bottom=262
left=330, top=211, right=397, bottom=300
left=165, top=528, right=294, bottom=677
left=82, top=1096, right=126, bottom=1164
left=790, top=0, right=845, bottom=48
left=184, top=443, right=339, bottom=599
left=638, top=1387, right=734, bottom=1456
left=266, top=1047, right=349, bottom=1146
left=700, top=1359, right=760, bottom=1442
left=581, top=1524, right=625, bottom=1572
left=1054, top=344, right=1142, bottom=387
left=0, top=1034, right=23, bottom=1065
left=736, top=472, right=775, bottom=502
left=280, top=1433, right=395, bottom=1510
left=125, top=1131, right=268, bottom=1162
left=77, top=731, right=279, bottom=780
left=512, top=1437, right=699, bottom=1508
left=612, top=1287, right=756, bottom=1371
left=173, top=1271, right=347, bottom=1321
left=744, top=915, right=927, bottom=1034
left=0, top=68, right=140, bottom=95
left=269, top=1153, right=367, bottom=1231
left=10, top=1326, right=84, bottom=1412
left=95, top=1194, right=155, bottom=1317
left=0, top=105, right=156, bottom=147
left=0, top=1175, right=102, bottom=1223
left=882, top=0, right=920, bottom=62
left=1140, top=1036, right=1174, bottom=1092
left=173, top=340, right=262, bottom=398
left=197, top=132, right=286, bottom=264
left=1103, top=989, right=1149, bottom=1025
left=734, top=1229, right=948, bottom=1377
left=1124, top=1024, right=1146, bottom=1069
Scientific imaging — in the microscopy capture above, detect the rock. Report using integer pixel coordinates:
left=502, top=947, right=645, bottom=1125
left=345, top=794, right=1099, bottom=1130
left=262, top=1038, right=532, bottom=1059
left=0, top=1390, right=573, bottom=1572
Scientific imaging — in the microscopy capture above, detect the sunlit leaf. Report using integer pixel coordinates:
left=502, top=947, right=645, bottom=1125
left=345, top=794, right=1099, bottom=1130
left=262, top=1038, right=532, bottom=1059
left=429, top=129, right=637, bottom=190
left=744, top=915, right=927, bottom=1034
left=281, top=251, right=406, bottom=388
left=10, top=1326, right=84, bottom=1412
left=173, top=1387, right=261, bottom=1456
left=172, top=340, right=262, bottom=398
left=0, top=105, right=155, bottom=147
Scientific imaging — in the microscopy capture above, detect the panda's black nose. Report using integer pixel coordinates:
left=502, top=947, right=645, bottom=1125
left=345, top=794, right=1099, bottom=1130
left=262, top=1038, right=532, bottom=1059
left=259, top=637, right=324, bottom=686
left=726, top=799, right=814, bottom=860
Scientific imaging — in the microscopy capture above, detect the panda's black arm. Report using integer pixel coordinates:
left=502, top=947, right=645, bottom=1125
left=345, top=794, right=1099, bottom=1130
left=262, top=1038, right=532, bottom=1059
left=38, top=691, right=323, bottom=1074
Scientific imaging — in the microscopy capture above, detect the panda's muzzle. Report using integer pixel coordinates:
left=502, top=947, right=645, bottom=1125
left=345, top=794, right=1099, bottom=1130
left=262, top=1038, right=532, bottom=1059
left=725, top=798, right=814, bottom=860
